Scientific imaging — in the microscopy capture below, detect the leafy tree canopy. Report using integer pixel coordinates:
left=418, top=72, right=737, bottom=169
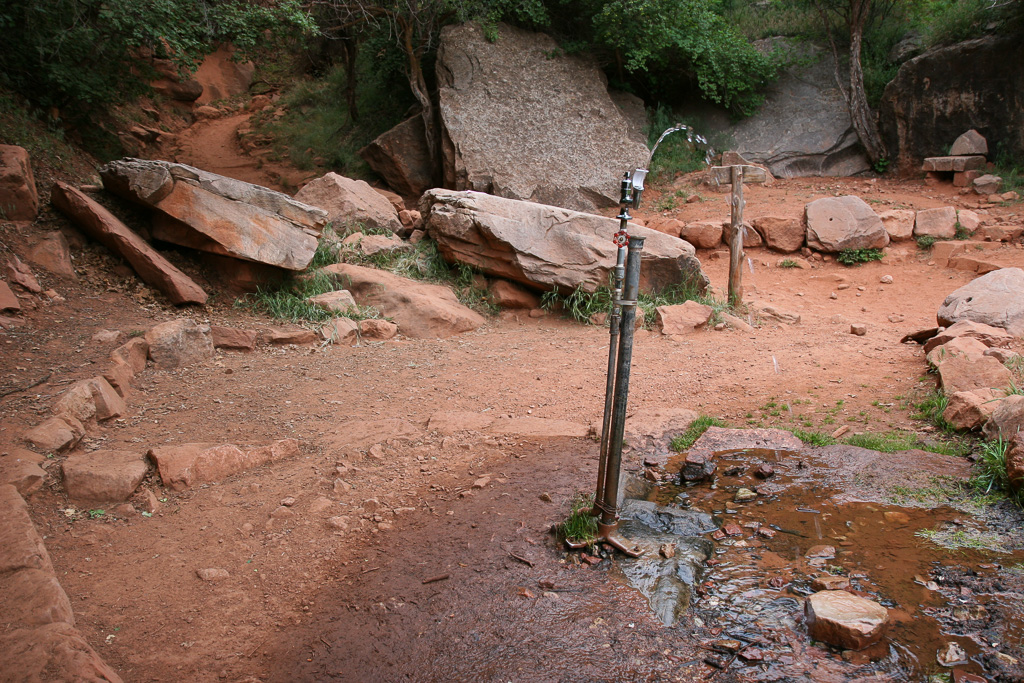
left=0, top=0, right=315, bottom=111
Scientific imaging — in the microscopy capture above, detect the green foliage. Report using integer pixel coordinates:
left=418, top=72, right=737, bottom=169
left=790, top=429, right=837, bottom=447
left=0, top=0, right=315, bottom=112
left=670, top=415, right=727, bottom=451
left=778, top=259, right=800, bottom=269
left=236, top=270, right=382, bottom=325
left=259, top=35, right=414, bottom=177
left=644, top=105, right=719, bottom=181
left=912, top=390, right=954, bottom=432
left=836, top=248, right=885, bottom=266
left=0, top=91, right=81, bottom=176
left=844, top=430, right=921, bottom=453
left=919, top=0, right=1024, bottom=48
left=718, top=0, right=818, bottom=40
left=587, top=0, right=779, bottom=115
left=556, top=492, right=598, bottom=548
left=916, top=234, right=938, bottom=250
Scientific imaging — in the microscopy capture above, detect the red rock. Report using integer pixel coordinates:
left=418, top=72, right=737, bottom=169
left=266, top=326, right=319, bottom=345
left=680, top=220, right=723, bottom=248
left=50, top=182, right=208, bottom=305
left=53, top=377, right=125, bottom=422
left=23, top=415, right=84, bottom=453
left=922, top=156, right=985, bottom=172
left=943, top=389, right=1002, bottom=431
left=319, top=317, right=359, bottom=345
left=322, top=263, right=485, bottom=339
left=580, top=554, right=602, bottom=566
left=879, top=209, right=916, bottom=241
left=755, top=464, right=775, bottom=479
left=656, top=301, right=712, bottom=335
left=0, top=621, right=124, bottom=682
left=758, top=527, right=777, bottom=539
left=915, top=206, right=958, bottom=239
left=936, top=354, right=1013, bottom=396
left=0, top=449, right=46, bottom=496
left=739, top=647, right=764, bottom=662
left=210, top=325, right=257, bottom=351
left=752, top=215, right=804, bottom=252
left=711, top=530, right=726, bottom=541
left=806, top=590, right=890, bottom=650
left=102, top=359, right=135, bottom=398
left=812, top=575, right=852, bottom=591
left=62, top=450, right=148, bottom=503
left=88, top=377, right=126, bottom=420
left=149, top=439, right=300, bottom=491
left=1005, top=432, right=1024, bottom=492
left=295, top=172, right=402, bottom=235
left=195, top=567, right=230, bottom=581
left=26, top=231, right=76, bottom=279
left=806, top=545, right=836, bottom=558
left=806, top=196, right=888, bottom=253
left=488, top=280, right=540, bottom=309
left=937, top=267, right=1024, bottom=336
left=0, top=279, right=21, bottom=312
left=0, top=484, right=53, bottom=574
left=145, top=319, right=214, bottom=369
left=5, top=256, right=41, bottom=293
left=723, top=221, right=764, bottom=248
left=0, top=144, right=39, bottom=220
left=0, top=568, right=75, bottom=627
left=111, top=337, right=149, bottom=374
left=926, top=336, right=990, bottom=366
left=359, top=319, right=398, bottom=340
left=307, top=290, right=357, bottom=314
left=723, top=523, right=743, bottom=537
left=924, top=320, right=1014, bottom=354
left=646, top=216, right=684, bottom=237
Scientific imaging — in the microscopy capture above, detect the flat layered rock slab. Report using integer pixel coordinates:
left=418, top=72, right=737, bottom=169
left=938, top=267, right=1024, bottom=336
left=690, top=427, right=805, bottom=453
left=149, top=439, right=300, bottom=491
left=62, top=450, right=148, bottom=503
left=805, top=590, right=890, bottom=650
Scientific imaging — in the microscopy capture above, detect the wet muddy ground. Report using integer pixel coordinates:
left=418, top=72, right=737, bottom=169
left=266, top=431, right=1024, bottom=683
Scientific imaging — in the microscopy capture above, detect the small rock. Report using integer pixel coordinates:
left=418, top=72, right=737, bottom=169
left=270, top=506, right=294, bottom=519
left=327, top=516, right=349, bottom=530
left=659, top=543, right=676, bottom=559
left=472, top=476, right=491, bottom=489
left=936, top=641, right=968, bottom=667
left=883, top=511, right=910, bottom=525
left=538, top=492, right=553, bottom=502
left=830, top=292, right=838, bottom=300
left=711, top=639, right=742, bottom=654
left=850, top=323, right=867, bottom=336
left=738, top=647, right=764, bottom=662
left=755, top=464, right=775, bottom=479
left=580, top=554, right=602, bottom=566
left=734, top=488, right=757, bottom=502
left=196, top=568, right=230, bottom=582
left=723, top=523, right=743, bottom=537
left=757, top=527, right=776, bottom=539
left=812, top=575, right=851, bottom=591
left=880, top=275, right=893, bottom=284
left=831, top=425, right=850, bottom=438
left=142, top=489, right=161, bottom=514
left=281, top=496, right=297, bottom=507
left=806, top=545, right=836, bottom=558
left=680, top=450, right=715, bottom=482
left=806, top=590, right=890, bottom=650
left=91, top=329, right=122, bottom=343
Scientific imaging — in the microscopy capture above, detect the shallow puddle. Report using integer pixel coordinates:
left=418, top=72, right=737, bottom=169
left=623, top=446, right=1024, bottom=681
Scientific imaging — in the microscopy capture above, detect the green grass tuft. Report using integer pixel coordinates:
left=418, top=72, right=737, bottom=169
left=916, top=234, right=938, bottom=250
left=670, top=415, right=727, bottom=451
left=790, top=429, right=837, bottom=447
left=556, top=492, right=598, bottom=549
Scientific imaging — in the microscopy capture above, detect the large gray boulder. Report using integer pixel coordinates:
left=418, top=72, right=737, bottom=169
left=879, top=35, right=1024, bottom=175
left=714, top=40, right=870, bottom=178
left=436, top=22, right=649, bottom=212
left=421, top=189, right=710, bottom=295
left=100, top=159, right=327, bottom=271
left=937, top=268, right=1024, bottom=337
left=358, top=115, right=435, bottom=198
left=805, top=196, right=889, bottom=253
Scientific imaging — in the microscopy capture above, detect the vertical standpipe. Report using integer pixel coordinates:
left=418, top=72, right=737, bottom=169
left=595, top=234, right=645, bottom=557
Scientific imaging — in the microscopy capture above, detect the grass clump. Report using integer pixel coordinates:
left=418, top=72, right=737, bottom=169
left=235, top=270, right=381, bottom=325
left=670, top=415, right=728, bottom=452
left=778, top=259, right=800, bottom=269
left=790, top=429, right=837, bottom=447
left=836, top=248, right=885, bottom=266
left=556, top=492, right=598, bottom=549
left=912, top=390, right=954, bottom=432
left=971, top=437, right=1024, bottom=508
left=916, top=234, right=938, bottom=250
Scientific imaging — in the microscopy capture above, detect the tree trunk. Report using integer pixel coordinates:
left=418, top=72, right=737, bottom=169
left=403, top=22, right=440, bottom=186
left=847, top=0, right=886, bottom=164
left=342, top=38, right=359, bottom=122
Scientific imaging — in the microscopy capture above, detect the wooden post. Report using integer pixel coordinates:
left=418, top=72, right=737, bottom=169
left=728, top=165, right=745, bottom=305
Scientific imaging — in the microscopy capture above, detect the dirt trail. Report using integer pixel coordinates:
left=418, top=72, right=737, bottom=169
left=170, top=111, right=310, bottom=192
left=3, top=102, right=1024, bottom=682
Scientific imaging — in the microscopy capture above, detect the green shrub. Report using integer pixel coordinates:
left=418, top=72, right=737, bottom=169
left=778, top=259, right=799, bottom=269
left=836, top=248, right=885, bottom=266
left=916, top=234, right=938, bottom=250
left=556, top=492, right=598, bottom=548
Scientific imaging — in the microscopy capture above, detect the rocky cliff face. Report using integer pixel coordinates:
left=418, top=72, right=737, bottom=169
left=879, top=35, right=1024, bottom=174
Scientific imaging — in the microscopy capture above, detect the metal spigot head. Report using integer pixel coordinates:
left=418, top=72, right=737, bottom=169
left=619, top=172, right=632, bottom=206
left=630, top=168, right=648, bottom=210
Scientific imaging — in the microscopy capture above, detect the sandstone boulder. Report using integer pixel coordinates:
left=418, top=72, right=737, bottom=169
left=23, top=416, right=84, bottom=454
left=805, top=590, right=890, bottom=650
left=359, top=319, right=398, bottom=340
left=950, top=129, right=988, bottom=156
left=50, top=182, right=208, bottom=305
left=421, top=189, right=709, bottom=295
left=925, top=336, right=989, bottom=366
left=0, top=449, right=46, bottom=496
left=680, top=221, right=724, bottom=249
left=149, top=439, right=300, bottom=491
left=0, top=569, right=74, bottom=627
left=307, top=290, right=357, bottom=314
left=100, top=159, right=326, bottom=270
left=957, top=209, right=981, bottom=233
left=723, top=221, right=763, bottom=248
left=880, top=35, right=1024, bottom=174
left=923, top=320, right=1014, bottom=354
left=752, top=216, right=804, bottom=252
left=145, top=319, right=215, bottom=369
left=0, top=621, right=124, bottom=683
left=5, top=256, right=40, bottom=293
left=937, top=268, right=1024, bottom=336
left=266, top=327, right=319, bottom=345
left=915, top=207, right=957, bottom=239
left=295, top=173, right=403, bottom=234
left=805, top=196, right=889, bottom=253
left=111, top=337, right=149, bottom=375
left=0, top=280, right=19, bottom=312
left=712, top=40, right=869, bottom=178
left=1007, top=433, right=1024, bottom=492
left=436, top=22, right=648, bottom=212
left=341, top=231, right=411, bottom=256
left=488, top=280, right=539, bottom=309
left=936, top=354, right=1013, bottom=396
left=319, top=317, right=359, bottom=345
left=921, top=156, right=985, bottom=172
left=358, top=115, right=435, bottom=198
left=62, top=451, right=148, bottom=503
left=0, top=484, right=52, bottom=574
left=983, top=395, right=1024, bottom=442
left=0, top=145, right=39, bottom=220
left=943, top=389, right=1003, bottom=431
left=322, top=263, right=485, bottom=339
left=210, top=326, right=257, bottom=351
left=879, top=209, right=916, bottom=241
left=656, top=302, right=712, bottom=335
left=193, top=44, right=255, bottom=105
